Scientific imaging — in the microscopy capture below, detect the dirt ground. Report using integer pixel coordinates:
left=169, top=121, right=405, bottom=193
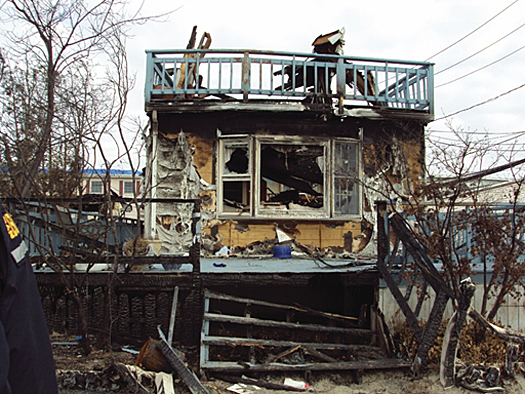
left=52, top=339, right=525, bottom=394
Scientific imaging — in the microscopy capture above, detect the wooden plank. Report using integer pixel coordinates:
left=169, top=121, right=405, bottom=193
left=320, top=225, right=344, bottom=248
left=220, top=375, right=307, bottom=392
left=294, top=224, right=321, bottom=246
left=203, top=336, right=378, bottom=352
left=389, top=214, right=454, bottom=299
left=157, top=328, right=209, bottom=394
left=376, top=256, right=423, bottom=342
left=201, top=358, right=410, bottom=372
left=168, top=286, right=179, bottom=346
left=303, top=346, right=338, bottom=363
left=204, top=313, right=374, bottom=337
left=267, top=345, right=301, bottom=363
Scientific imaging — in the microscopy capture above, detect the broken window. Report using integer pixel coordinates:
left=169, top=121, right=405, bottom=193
left=218, top=136, right=360, bottom=219
left=219, top=138, right=253, bottom=215
left=257, top=140, right=326, bottom=216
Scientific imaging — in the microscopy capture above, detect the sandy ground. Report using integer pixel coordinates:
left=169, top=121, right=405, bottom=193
left=56, top=366, right=525, bottom=393
left=204, top=370, right=525, bottom=394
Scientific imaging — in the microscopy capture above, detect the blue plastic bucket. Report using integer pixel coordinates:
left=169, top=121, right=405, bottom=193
left=273, top=245, right=292, bottom=259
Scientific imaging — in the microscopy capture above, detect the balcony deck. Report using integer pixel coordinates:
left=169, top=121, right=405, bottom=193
left=145, top=49, right=434, bottom=121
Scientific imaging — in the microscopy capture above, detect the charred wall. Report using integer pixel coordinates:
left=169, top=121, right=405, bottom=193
left=37, top=270, right=376, bottom=347
left=148, top=110, right=425, bottom=256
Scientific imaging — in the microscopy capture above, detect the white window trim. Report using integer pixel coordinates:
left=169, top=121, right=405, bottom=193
left=217, top=136, right=253, bottom=216
left=124, top=181, right=135, bottom=195
left=331, top=138, right=362, bottom=220
left=255, top=136, right=330, bottom=219
left=91, top=180, right=103, bottom=194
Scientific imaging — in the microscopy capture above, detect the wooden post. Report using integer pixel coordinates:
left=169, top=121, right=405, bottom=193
left=168, top=286, right=179, bottom=346
left=185, top=199, right=203, bottom=368
left=190, top=200, right=201, bottom=274
left=242, top=52, right=250, bottom=102
left=375, top=201, right=423, bottom=342
left=440, top=278, right=475, bottom=388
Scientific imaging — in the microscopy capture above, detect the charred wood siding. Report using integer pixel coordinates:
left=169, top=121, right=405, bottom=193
left=37, top=270, right=377, bottom=347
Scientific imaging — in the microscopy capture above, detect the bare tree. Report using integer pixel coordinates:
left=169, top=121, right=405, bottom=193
left=0, top=0, right=168, bottom=355
left=1, top=0, right=161, bottom=197
left=367, top=122, right=525, bottom=374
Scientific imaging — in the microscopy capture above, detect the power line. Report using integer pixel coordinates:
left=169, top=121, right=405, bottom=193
left=427, top=129, right=525, bottom=135
left=435, top=20, right=525, bottom=75
left=427, top=133, right=525, bottom=146
left=433, top=82, right=525, bottom=122
left=436, top=45, right=525, bottom=88
left=425, top=0, right=520, bottom=61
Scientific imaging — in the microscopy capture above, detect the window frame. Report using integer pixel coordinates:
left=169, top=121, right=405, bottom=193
left=90, top=180, right=103, bottom=194
left=255, top=136, right=330, bottom=219
left=217, top=135, right=253, bottom=216
left=332, top=138, right=362, bottom=219
left=217, top=135, right=361, bottom=220
left=123, top=180, right=135, bottom=195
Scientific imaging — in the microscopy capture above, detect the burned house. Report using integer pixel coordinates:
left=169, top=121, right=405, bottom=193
left=138, top=28, right=434, bottom=373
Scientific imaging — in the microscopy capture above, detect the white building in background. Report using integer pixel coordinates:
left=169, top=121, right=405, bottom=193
left=82, top=169, right=143, bottom=220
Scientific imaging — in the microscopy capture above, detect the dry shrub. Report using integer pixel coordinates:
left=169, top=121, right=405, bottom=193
left=393, top=319, right=510, bottom=368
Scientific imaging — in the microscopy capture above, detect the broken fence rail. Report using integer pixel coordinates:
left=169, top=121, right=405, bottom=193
left=7, top=198, right=202, bottom=271
left=200, top=289, right=408, bottom=374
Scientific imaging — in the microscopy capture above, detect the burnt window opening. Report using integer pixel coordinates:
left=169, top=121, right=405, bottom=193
left=221, top=139, right=253, bottom=214
left=260, top=144, right=324, bottom=210
left=218, top=136, right=361, bottom=219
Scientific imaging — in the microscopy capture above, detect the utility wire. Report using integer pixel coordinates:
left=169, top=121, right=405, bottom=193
left=428, top=133, right=525, bottom=145
left=436, top=45, right=525, bottom=88
left=428, top=129, right=525, bottom=135
left=435, top=20, right=525, bottom=75
left=433, top=82, right=525, bottom=122
left=425, top=0, right=519, bottom=61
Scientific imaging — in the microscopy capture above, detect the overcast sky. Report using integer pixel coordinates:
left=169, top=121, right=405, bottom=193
left=125, top=0, right=525, bottom=164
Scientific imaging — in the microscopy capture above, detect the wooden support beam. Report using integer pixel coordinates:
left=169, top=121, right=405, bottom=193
left=440, top=278, right=475, bottom=388
left=203, top=336, right=379, bottom=352
left=389, top=214, right=454, bottom=299
left=376, top=205, right=423, bottom=342
left=468, top=309, right=525, bottom=344
left=201, top=359, right=410, bottom=372
left=204, top=313, right=374, bottom=337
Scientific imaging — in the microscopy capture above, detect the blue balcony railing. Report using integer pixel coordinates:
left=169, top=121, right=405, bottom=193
left=145, top=49, right=434, bottom=115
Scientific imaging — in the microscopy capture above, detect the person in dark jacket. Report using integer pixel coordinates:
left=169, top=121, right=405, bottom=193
left=0, top=200, right=58, bottom=393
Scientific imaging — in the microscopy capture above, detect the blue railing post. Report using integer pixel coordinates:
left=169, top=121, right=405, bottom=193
left=336, top=58, right=346, bottom=115
left=145, top=51, right=154, bottom=104
left=427, top=64, right=435, bottom=118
